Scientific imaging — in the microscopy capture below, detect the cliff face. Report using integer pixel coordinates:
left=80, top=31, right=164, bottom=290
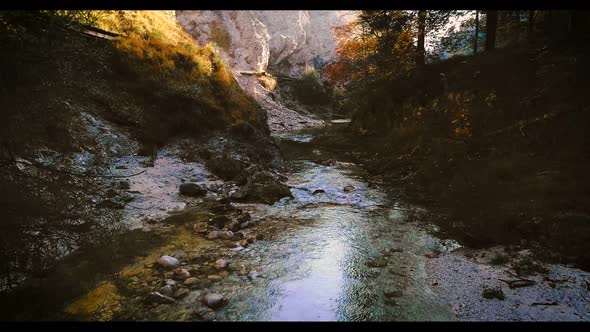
left=176, top=10, right=352, bottom=132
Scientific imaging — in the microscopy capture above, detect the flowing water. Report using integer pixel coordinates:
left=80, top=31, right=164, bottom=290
left=207, top=129, right=458, bottom=321
left=0, top=128, right=463, bottom=321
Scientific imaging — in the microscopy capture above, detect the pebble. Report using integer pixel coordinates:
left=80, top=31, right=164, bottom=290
left=202, top=293, right=226, bottom=309
left=173, top=288, right=189, bottom=299
left=174, top=268, right=191, bottom=280
left=384, top=290, right=403, bottom=298
left=248, top=271, right=259, bottom=280
left=214, top=259, right=228, bottom=269
left=157, top=256, right=181, bottom=269
left=207, top=274, right=223, bottom=281
left=159, top=285, right=174, bottom=297
left=146, top=291, right=175, bottom=304
left=207, top=231, right=220, bottom=240
left=238, top=239, right=249, bottom=248
left=194, top=222, right=208, bottom=233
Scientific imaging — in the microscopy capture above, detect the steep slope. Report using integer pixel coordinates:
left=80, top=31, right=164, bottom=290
left=176, top=10, right=353, bottom=132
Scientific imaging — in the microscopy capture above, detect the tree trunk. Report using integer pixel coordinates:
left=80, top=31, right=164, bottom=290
left=473, top=10, right=479, bottom=54
left=416, top=10, right=426, bottom=67
left=485, top=10, right=498, bottom=51
left=528, top=10, right=535, bottom=39
left=568, top=11, right=576, bottom=33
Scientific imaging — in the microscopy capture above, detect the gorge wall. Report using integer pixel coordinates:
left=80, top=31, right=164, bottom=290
left=176, top=10, right=353, bottom=132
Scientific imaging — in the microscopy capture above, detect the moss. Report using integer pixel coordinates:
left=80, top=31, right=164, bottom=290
left=63, top=281, right=123, bottom=321
left=482, top=287, right=505, bottom=300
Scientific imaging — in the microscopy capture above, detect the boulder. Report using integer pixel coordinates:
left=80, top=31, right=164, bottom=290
left=202, top=293, right=226, bottom=309
left=157, top=256, right=181, bottom=269
left=179, top=183, right=207, bottom=197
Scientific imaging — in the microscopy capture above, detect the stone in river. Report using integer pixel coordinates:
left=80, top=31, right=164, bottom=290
left=206, top=231, right=221, bottom=240
left=238, top=239, right=249, bottom=247
left=384, top=290, right=403, bottom=298
left=179, top=183, right=207, bottom=197
left=159, top=284, right=174, bottom=297
left=157, top=255, right=181, bottom=269
left=214, top=259, right=228, bottom=269
left=207, top=274, right=223, bottom=281
left=173, top=288, right=189, bottom=299
left=366, top=257, right=388, bottom=268
left=202, top=293, right=226, bottom=309
left=174, top=268, right=191, bottom=280
left=424, top=251, right=439, bottom=259
left=343, top=185, right=355, bottom=193
left=146, top=291, right=175, bottom=304
left=194, top=222, right=208, bottom=233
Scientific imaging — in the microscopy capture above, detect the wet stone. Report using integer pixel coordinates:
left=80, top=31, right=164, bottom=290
left=237, top=212, right=251, bottom=223
left=206, top=231, right=221, bottom=240
left=157, top=256, right=181, bottom=269
left=146, top=291, right=175, bottom=304
left=343, top=185, right=355, bottom=193
left=202, top=293, right=226, bottom=309
left=207, top=274, right=223, bottom=281
left=214, top=259, right=228, bottom=269
left=238, top=239, right=249, bottom=248
left=159, top=284, right=174, bottom=297
left=179, top=183, right=207, bottom=197
left=174, top=268, right=190, bottom=280
left=384, top=290, right=403, bottom=298
left=194, top=222, right=208, bottom=234
left=173, top=288, right=189, bottom=299
left=366, top=257, right=388, bottom=268
left=228, top=221, right=241, bottom=232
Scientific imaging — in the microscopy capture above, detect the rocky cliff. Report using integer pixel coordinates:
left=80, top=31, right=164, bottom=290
left=176, top=10, right=352, bottom=132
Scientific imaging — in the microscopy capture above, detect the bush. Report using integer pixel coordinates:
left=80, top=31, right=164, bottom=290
left=295, top=65, right=330, bottom=105
left=482, top=287, right=505, bottom=300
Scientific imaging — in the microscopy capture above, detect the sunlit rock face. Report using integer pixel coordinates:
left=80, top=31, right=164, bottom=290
left=176, top=10, right=349, bottom=77
left=176, top=10, right=352, bottom=131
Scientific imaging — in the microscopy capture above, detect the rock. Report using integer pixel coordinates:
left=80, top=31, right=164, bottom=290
left=424, top=251, right=439, bottom=259
left=174, top=268, right=191, bottom=280
left=228, top=221, right=241, bottom=232
left=159, top=284, right=174, bottom=297
left=165, top=279, right=177, bottom=286
left=210, top=215, right=232, bottom=228
left=157, top=256, right=181, bottom=269
left=238, top=239, right=249, bottom=248
left=118, top=180, right=130, bottom=190
left=366, top=257, right=388, bottom=268
left=312, top=189, right=325, bottom=195
left=179, top=183, right=207, bottom=197
left=214, top=259, right=228, bottom=269
left=146, top=291, right=175, bottom=304
left=207, top=274, right=223, bottom=281
left=119, top=193, right=134, bottom=203
left=206, top=231, right=221, bottom=240
left=183, top=277, right=199, bottom=287
left=248, top=271, right=259, bottom=280
left=384, top=290, right=403, bottom=298
left=96, top=198, right=125, bottom=209
left=202, top=293, right=226, bottom=309
left=237, top=212, right=251, bottom=223
left=218, top=271, right=229, bottom=278
left=432, top=281, right=439, bottom=286
left=238, top=265, right=249, bottom=276
left=219, top=230, right=234, bottom=240
left=234, top=171, right=292, bottom=204
left=194, top=222, right=208, bottom=233
left=231, top=246, right=245, bottom=252
left=343, top=185, right=355, bottom=193
left=173, top=288, right=190, bottom=299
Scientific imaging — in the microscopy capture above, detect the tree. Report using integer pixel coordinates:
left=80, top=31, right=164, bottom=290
left=528, top=10, right=535, bottom=39
left=416, top=10, right=426, bottom=67
left=473, top=10, right=480, bottom=54
left=485, top=10, right=498, bottom=51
